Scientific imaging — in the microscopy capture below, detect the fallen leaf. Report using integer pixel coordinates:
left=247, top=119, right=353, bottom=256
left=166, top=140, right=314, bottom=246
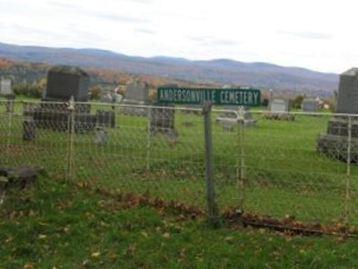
left=23, top=263, right=33, bottom=269
left=163, top=232, right=170, bottom=239
left=38, top=234, right=47, bottom=240
left=91, top=252, right=101, bottom=258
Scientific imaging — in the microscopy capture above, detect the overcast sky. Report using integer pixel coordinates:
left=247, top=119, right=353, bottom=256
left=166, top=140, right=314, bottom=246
left=0, top=0, right=357, bottom=73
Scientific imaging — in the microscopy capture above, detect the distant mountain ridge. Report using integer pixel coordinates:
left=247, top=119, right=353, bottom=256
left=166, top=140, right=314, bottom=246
left=0, top=42, right=338, bottom=95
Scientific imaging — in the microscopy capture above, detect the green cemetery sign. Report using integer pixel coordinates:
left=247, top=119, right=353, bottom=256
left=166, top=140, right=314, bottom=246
left=157, top=87, right=261, bottom=106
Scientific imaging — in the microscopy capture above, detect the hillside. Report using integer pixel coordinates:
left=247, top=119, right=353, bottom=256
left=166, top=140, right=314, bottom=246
left=0, top=42, right=338, bottom=96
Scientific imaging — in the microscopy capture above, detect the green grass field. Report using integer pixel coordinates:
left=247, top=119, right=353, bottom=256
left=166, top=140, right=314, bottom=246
left=1, top=100, right=358, bottom=228
left=1, top=175, right=357, bottom=268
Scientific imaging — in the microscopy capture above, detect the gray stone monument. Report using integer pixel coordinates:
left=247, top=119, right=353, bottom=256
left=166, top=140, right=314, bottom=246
left=265, top=99, right=294, bottom=121
left=238, top=107, right=256, bottom=127
left=23, top=66, right=115, bottom=133
left=318, top=68, right=358, bottom=162
left=0, top=79, right=12, bottom=96
left=216, top=109, right=237, bottom=132
left=94, top=127, right=108, bottom=145
left=216, top=106, right=256, bottom=131
left=302, top=98, right=318, bottom=112
left=44, top=66, right=90, bottom=102
left=271, top=99, right=289, bottom=113
left=150, top=83, right=178, bottom=140
left=150, top=105, right=178, bottom=140
left=122, top=79, right=150, bottom=116
left=23, top=120, right=36, bottom=141
left=0, top=79, right=15, bottom=113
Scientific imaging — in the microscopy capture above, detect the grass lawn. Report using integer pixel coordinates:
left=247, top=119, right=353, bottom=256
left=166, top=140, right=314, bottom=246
left=0, top=175, right=358, bottom=269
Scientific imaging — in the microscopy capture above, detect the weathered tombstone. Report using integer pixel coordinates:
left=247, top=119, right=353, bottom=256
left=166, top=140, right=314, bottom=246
left=216, top=110, right=237, bottom=132
left=122, top=79, right=150, bottom=116
left=25, top=66, right=100, bottom=133
left=44, top=66, right=89, bottom=102
left=100, top=93, right=114, bottom=103
left=238, top=107, right=256, bottom=127
left=302, top=98, right=318, bottom=112
left=318, top=68, right=358, bottom=162
left=94, top=127, right=108, bottom=145
left=271, top=99, right=289, bottom=113
left=0, top=79, right=15, bottom=113
left=23, top=120, right=36, bottom=141
left=216, top=106, right=256, bottom=130
left=96, top=110, right=115, bottom=128
left=0, top=79, right=12, bottom=96
left=150, top=105, right=178, bottom=140
left=100, top=92, right=123, bottom=104
left=150, top=83, right=178, bottom=139
left=265, top=98, right=294, bottom=121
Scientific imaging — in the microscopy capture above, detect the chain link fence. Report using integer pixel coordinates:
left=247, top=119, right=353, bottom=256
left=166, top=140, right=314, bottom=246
left=1, top=99, right=357, bottom=233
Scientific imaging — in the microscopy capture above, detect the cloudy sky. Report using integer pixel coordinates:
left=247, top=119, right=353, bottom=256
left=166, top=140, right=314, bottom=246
left=0, top=0, right=357, bottom=73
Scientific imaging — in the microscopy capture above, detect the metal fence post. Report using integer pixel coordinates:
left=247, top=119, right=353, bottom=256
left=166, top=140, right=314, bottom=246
left=146, top=106, right=152, bottom=171
left=345, top=115, right=352, bottom=226
left=202, top=102, right=219, bottom=226
left=6, top=99, right=13, bottom=165
left=66, top=98, right=75, bottom=181
left=237, top=110, right=245, bottom=214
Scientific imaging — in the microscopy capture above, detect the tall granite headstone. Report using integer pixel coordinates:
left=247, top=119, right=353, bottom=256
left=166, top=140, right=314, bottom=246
left=122, top=79, right=150, bottom=116
left=150, top=84, right=178, bottom=140
left=318, top=68, right=358, bottom=162
left=24, top=66, right=99, bottom=133
left=0, top=79, right=12, bottom=96
left=44, top=66, right=90, bottom=102
left=0, top=79, right=15, bottom=113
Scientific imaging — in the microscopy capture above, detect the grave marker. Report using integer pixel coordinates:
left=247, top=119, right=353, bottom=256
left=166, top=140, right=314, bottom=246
left=123, top=79, right=150, bottom=116
left=318, top=68, right=358, bottom=162
left=302, top=98, right=318, bottom=112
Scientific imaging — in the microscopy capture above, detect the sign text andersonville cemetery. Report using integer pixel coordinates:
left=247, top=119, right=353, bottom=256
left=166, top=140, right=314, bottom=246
left=157, top=87, right=261, bottom=106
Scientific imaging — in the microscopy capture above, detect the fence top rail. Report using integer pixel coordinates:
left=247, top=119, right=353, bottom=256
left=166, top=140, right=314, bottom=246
left=5, top=98, right=358, bottom=118
left=0, top=99, right=240, bottom=115
left=249, top=110, right=358, bottom=118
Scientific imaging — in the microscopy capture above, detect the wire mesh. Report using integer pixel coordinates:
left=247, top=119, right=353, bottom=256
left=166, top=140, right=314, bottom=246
left=1, top=100, right=357, bottom=231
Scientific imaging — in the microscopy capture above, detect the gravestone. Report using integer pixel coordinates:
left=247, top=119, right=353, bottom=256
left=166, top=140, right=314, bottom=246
left=271, top=99, right=289, bottom=113
left=216, top=106, right=256, bottom=131
left=122, top=79, right=150, bottom=116
left=24, top=66, right=103, bottom=133
left=216, top=109, right=237, bottom=132
left=264, top=99, right=294, bottom=121
left=125, top=80, right=149, bottom=102
left=0, top=79, right=15, bottom=113
left=96, top=110, right=115, bottom=128
left=238, top=107, right=256, bottom=127
left=318, top=68, right=358, bottom=162
left=0, top=79, right=12, bottom=96
left=23, top=120, right=36, bottom=141
left=302, top=98, right=318, bottom=112
left=44, top=66, right=89, bottom=102
left=100, top=92, right=123, bottom=104
left=94, top=127, right=108, bottom=145
left=150, top=84, right=178, bottom=140
left=150, top=105, right=178, bottom=140
left=100, top=93, right=114, bottom=103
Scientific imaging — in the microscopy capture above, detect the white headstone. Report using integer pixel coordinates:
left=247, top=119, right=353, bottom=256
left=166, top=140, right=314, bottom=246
left=0, top=79, right=12, bottom=96
left=271, top=99, right=289, bottom=113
